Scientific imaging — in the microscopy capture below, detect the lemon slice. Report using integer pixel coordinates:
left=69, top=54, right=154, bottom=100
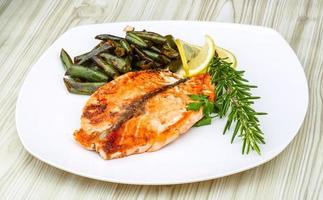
left=175, top=36, right=237, bottom=77
left=215, top=46, right=237, bottom=68
left=176, top=35, right=215, bottom=77
left=178, top=40, right=201, bottom=61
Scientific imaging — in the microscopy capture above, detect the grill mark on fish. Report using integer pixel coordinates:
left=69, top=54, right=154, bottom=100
left=96, top=74, right=214, bottom=159
left=74, top=70, right=184, bottom=150
left=97, top=78, right=188, bottom=140
left=74, top=71, right=214, bottom=160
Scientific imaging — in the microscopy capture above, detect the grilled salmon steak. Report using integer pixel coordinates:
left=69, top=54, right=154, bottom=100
left=74, top=70, right=215, bottom=159
left=74, top=70, right=182, bottom=150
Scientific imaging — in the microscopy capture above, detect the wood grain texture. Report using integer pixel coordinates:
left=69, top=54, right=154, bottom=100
left=0, top=0, right=322, bottom=199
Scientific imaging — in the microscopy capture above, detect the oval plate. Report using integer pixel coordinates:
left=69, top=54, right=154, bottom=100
left=16, top=21, right=308, bottom=185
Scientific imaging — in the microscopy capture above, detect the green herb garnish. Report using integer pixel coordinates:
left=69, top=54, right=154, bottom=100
left=187, top=56, right=267, bottom=155
left=208, top=56, right=267, bottom=154
left=186, top=94, right=215, bottom=127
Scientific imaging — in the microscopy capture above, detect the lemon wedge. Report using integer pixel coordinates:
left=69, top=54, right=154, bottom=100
left=176, top=35, right=215, bottom=77
left=175, top=35, right=237, bottom=77
left=176, top=40, right=201, bottom=62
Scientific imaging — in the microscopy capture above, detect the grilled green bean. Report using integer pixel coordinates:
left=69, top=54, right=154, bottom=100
left=131, top=31, right=167, bottom=44
left=135, top=60, right=148, bottom=67
left=89, top=64, right=104, bottom=72
left=125, top=32, right=148, bottom=48
left=92, top=56, right=120, bottom=79
left=74, top=43, right=112, bottom=64
left=142, top=49, right=161, bottom=61
left=132, top=46, right=153, bottom=62
left=161, top=55, right=171, bottom=64
left=166, top=59, right=182, bottom=72
left=161, top=44, right=179, bottom=58
left=150, top=46, right=161, bottom=53
left=165, top=34, right=177, bottom=49
left=120, top=39, right=131, bottom=53
left=100, top=53, right=131, bottom=73
left=95, top=34, right=123, bottom=41
left=60, top=49, right=73, bottom=70
left=63, top=77, right=106, bottom=95
left=66, top=65, right=109, bottom=82
left=135, top=60, right=155, bottom=70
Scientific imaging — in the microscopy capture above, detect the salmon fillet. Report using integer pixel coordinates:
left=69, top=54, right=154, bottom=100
left=95, top=73, right=215, bottom=159
left=74, top=70, right=182, bottom=150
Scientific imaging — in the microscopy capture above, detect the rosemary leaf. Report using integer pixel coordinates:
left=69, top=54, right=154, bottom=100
left=207, top=56, right=266, bottom=155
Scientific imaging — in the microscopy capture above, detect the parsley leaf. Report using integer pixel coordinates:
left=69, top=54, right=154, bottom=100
left=187, top=102, right=203, bottom=111
left=186, top=94, right=215, bottom=127
left=194, top=117, right=212, bottom=127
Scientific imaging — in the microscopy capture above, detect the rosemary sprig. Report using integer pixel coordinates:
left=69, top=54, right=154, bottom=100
left=208, top=55, right=267, bottom=154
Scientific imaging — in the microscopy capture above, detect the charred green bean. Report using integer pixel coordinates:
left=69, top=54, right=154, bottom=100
left=161, top=55, right=171, bottom=64
left=166, top=59, right=182, bottom=72
left=92, top=56, right=120, bottom=79
left=161, top=44, right=179, bottom=58
left=142, top=49, right=162, bottom=61
left=135, top=60, right=155, bottom=70
left=63, top=77, right=106, bottom=95
left=125, top=32, right=148, bottom=48
left=131, top=31, right=167, bottom=44
left=165, top=34, right=177, bottom=49
left=95, top=34, right=123, bottom=41
left=100, top=53, right=131, bottom=73
left=120, top=39, right=131, bottom=53
left=74, top=43, right=112, bottom=64
left=60, top=49, right=73, bottom=70
left=132, top=45, right=153, bottom=62
left=150, top=46, right=161, bottom=53
left=66, top=65, right=109, bottom=82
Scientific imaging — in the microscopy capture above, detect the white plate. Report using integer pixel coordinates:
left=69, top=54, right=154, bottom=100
left=16, top=21, right=308, bottom=185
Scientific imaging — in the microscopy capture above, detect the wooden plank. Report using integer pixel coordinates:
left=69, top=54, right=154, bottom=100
left=0, top=0, right=322, bottom=199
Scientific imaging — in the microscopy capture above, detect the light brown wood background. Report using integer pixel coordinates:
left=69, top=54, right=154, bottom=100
left=0, top=0, right=322, bottom=199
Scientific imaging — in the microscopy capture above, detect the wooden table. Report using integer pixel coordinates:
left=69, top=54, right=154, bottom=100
left=0, top=0, right=322, bottom=199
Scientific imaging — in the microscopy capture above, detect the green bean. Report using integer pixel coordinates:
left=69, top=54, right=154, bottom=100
left=135, top=60, right=148, bottom=67
left=132, top=45, right=153, bottom=62
left=135, top=60, right=155, bottom=70
left=165, top=35, right=177, bottom=49
left=120, top=39, right=132, bottom=53
left=166, top=59, right=182, bottom=72
left=74, top=43, right=112, bottom=64
left=161, top=44, right=179, bottom=58
left=131, top=31, right=167, bottom=44
left=63, top=77, right=106, bottom=95
left=100, top=53, right=131, bottom=73
left=95, top=34, right=123, bottom=41
left=142, top=49, right=161, bottom=61
left=150, top=46, right=161, bottom=53
left=60, top=49, right=73, bottom=70
left=92, top=56, right=120, bottom=79
left=89, top=64, right=104, bottom=72
left=66, top=65, right=109, bottom=82
left=161, top=55, right=171, bottom=64
left=125, top=32, right=148, bottom=48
